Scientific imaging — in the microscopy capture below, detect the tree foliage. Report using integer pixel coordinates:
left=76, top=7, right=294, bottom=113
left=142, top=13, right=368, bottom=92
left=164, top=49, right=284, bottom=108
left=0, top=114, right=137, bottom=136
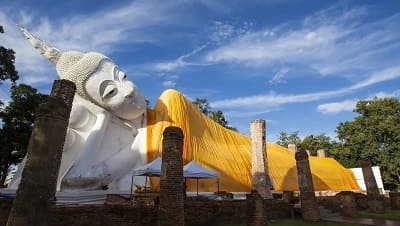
left=336, top=97, right=400, bottom=191
left=0, top=25, right=19, bottom=84
left=0, top=84, right=48, bottom=185
left=276, top=131, right=301, bottom=147
left=297, top=134, right=332, bottom=156
left=192, top=98, right=238, bottom=131
left=192, top=98, right=211, bottom=116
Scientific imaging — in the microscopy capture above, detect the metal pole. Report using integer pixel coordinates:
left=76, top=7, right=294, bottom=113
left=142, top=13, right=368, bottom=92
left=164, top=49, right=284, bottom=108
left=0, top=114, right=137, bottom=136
left=145, top=176, right=148, bottom=196
left=130, top=175, right=134, bottom=202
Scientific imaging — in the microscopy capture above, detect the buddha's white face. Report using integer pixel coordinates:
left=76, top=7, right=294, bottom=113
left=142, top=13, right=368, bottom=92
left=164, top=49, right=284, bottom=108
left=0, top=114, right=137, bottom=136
left=85, top=59, right=147, bottom=120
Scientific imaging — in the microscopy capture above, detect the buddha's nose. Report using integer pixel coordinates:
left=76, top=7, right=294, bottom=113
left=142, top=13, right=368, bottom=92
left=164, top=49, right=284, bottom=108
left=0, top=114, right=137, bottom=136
left=124, top=86, right=134, bottom=97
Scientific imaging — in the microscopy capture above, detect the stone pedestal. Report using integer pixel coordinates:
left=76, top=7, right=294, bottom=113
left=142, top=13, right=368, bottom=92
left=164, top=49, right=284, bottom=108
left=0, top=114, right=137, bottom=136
left=250, top=119, right=272, bottom=198
left=247, top=191, right=268, bottom=226
left=339, top=191, right=357, bottom=217
left=389, top=192, right=400, bottom=210
left=360, top=159, right=384, bottom=213
left=7, top=80, right=75, bottom=226
left=295, top=150, right=320, bottom=221
left=158, top=126, right=184, bottom=226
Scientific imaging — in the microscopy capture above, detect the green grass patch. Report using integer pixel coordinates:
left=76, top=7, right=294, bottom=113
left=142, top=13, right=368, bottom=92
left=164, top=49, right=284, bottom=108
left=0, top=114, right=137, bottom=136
left=218, top=219, right=361, bottom=226
left=357, top=208, right=400, bottom=221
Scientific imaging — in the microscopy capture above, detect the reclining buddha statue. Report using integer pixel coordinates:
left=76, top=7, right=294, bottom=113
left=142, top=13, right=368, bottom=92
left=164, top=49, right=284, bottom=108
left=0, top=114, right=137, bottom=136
left=9, top=27, right=360, bottom=193
left=10, top=27, right=148, bottom=191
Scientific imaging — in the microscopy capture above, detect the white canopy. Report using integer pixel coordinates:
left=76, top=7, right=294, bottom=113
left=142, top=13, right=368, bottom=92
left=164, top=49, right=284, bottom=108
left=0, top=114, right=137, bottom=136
left=183, top=160, right=219, bottom=179
left=133, top=157, right=162, bottom=176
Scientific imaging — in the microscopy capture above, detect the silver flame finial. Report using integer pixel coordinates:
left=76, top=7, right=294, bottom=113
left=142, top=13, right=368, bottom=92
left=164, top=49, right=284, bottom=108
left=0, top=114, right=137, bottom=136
left=17, top=25, right=61, bottom=64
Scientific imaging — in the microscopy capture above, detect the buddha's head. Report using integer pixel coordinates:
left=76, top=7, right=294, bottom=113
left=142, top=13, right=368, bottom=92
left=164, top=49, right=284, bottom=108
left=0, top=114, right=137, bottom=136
left=19, top=26, right=146, bottom=120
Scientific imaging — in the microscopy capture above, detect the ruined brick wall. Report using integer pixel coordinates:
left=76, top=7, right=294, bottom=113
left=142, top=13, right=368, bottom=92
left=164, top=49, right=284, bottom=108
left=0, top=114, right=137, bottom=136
left=184, top=197, right=291, bottom=226
left=1, top=197, right=292, bottom=226
left=51, top=204, right=157, bottom=226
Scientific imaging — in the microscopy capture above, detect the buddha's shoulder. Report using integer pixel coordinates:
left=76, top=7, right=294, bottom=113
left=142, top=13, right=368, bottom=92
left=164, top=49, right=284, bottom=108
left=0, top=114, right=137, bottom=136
left=157, top=89, right=189, bottom=104
left=159, top=89, right=184, bottom=99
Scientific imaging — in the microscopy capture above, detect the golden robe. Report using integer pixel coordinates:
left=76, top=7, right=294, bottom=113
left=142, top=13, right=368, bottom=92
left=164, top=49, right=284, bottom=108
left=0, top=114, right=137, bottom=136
left=147, top=89, right=360, bottom=192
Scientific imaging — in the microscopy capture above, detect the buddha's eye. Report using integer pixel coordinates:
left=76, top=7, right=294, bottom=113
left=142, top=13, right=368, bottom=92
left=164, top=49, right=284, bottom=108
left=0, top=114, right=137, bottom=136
left=119, top=71, right=127, bottom=81
left=102, top=86, right=117, bottom=99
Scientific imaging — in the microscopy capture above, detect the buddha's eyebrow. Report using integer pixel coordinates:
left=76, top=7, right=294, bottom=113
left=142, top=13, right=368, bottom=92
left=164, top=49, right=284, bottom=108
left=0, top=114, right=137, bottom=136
left=99, top=80, right=114, bottom=97
left=112, top=65, right=119, bottom=81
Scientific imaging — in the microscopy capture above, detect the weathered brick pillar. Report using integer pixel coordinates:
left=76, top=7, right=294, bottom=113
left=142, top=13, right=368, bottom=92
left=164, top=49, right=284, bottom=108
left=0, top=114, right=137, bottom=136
left=339, top=191, right=357, bottom=217
left=288, top=144, right=297, bottom=153
left=295, top=150, right=320, bottom=221
left=317, top=149, right=325, bottom=157
left=158, top=126, right=184, bottom=226
left=250, top=119, right=272, bottom=198
left=360, top=159, right=384, bottom=213
left=389, top=192, right=400, bottom=209
left=246, top=191, right=268, bottom=226
left=7, top=80, right=75, bottom=226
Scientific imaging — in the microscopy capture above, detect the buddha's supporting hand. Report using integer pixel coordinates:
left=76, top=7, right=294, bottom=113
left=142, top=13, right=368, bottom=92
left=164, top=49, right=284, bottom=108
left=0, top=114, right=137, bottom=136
left=61, top=162, right=112, bottom=190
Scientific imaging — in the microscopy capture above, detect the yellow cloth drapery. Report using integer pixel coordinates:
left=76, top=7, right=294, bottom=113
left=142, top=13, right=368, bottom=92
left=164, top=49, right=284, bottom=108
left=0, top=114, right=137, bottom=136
left=147, top=89, right=360, bottom=192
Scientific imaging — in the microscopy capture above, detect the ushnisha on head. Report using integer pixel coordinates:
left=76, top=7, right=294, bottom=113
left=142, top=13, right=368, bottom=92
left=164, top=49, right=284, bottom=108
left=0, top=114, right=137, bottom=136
left=19, top=26, right=147, bottom=120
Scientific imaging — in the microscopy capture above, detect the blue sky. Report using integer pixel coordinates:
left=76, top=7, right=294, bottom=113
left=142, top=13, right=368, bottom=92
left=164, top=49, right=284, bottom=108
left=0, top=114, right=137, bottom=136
left=1, top=0, right=400, bottom=142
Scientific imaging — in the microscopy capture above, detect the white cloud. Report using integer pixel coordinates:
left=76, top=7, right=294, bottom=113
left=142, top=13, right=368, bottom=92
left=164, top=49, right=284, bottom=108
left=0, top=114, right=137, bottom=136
left=369, top=90, right=400, bottom=99
left=224, top=109, right=280, bottom=118
left=155, top=21, right=253, bottom=72
left=0, top=0, right=184, bottom=86
left=209, top=21, right=252, bottom=44
left=162, top=80, right=176, bottom=88
left=349, top=66, right=400, bottom=90
left=317, top=89, right=400, bottom=115
left=317, top=100, right=358, bottom=115
left=212, top=66, right=400, bottom=109
left=155, top=43, right=211, bottom=71
left=205, top=8, right=400, bottom=77
left=269, top=67, right=290, bottom=85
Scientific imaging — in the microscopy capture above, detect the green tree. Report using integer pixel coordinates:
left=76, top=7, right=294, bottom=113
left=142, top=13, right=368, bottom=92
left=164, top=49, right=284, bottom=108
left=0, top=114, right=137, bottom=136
left=336, top=98, right=400, bottom=191
left=0, top=25, right=19, bottom=84
left=192, top=98, right=211, bottom=115
left=192, top=98, right=237, bottom=131
left=298, top=134, right=332, bottom=155
left=276, top=131, right=301, bottom=148
left=0, top=84, right=47, bottom=186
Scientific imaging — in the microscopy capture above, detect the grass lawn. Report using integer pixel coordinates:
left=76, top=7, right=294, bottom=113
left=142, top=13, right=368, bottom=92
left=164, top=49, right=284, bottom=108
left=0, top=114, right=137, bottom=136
left=357, top=208, right=400, bottom=221
left=218, top=219, right=361, bottom=226
left=218, top=208, right=400, bottom=226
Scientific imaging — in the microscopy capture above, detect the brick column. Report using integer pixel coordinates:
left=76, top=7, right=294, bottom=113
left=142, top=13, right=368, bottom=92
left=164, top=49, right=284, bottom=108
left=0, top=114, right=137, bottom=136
left=288, top=144, right=297, bottom=153
left=250, top=119, right=272, bottom=198
left=7, top=80, right=75, bottom=226
left=339, top=191, right=357, bottom=217
left=158, top=126, right=184, bottom=226
left=295, top=150, right=320, bottom=221
left=246, top=191, right=268, bottom=226
left=317, top=149, right=325, bottom=157
left=360, top=159, right=384, bottom=213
